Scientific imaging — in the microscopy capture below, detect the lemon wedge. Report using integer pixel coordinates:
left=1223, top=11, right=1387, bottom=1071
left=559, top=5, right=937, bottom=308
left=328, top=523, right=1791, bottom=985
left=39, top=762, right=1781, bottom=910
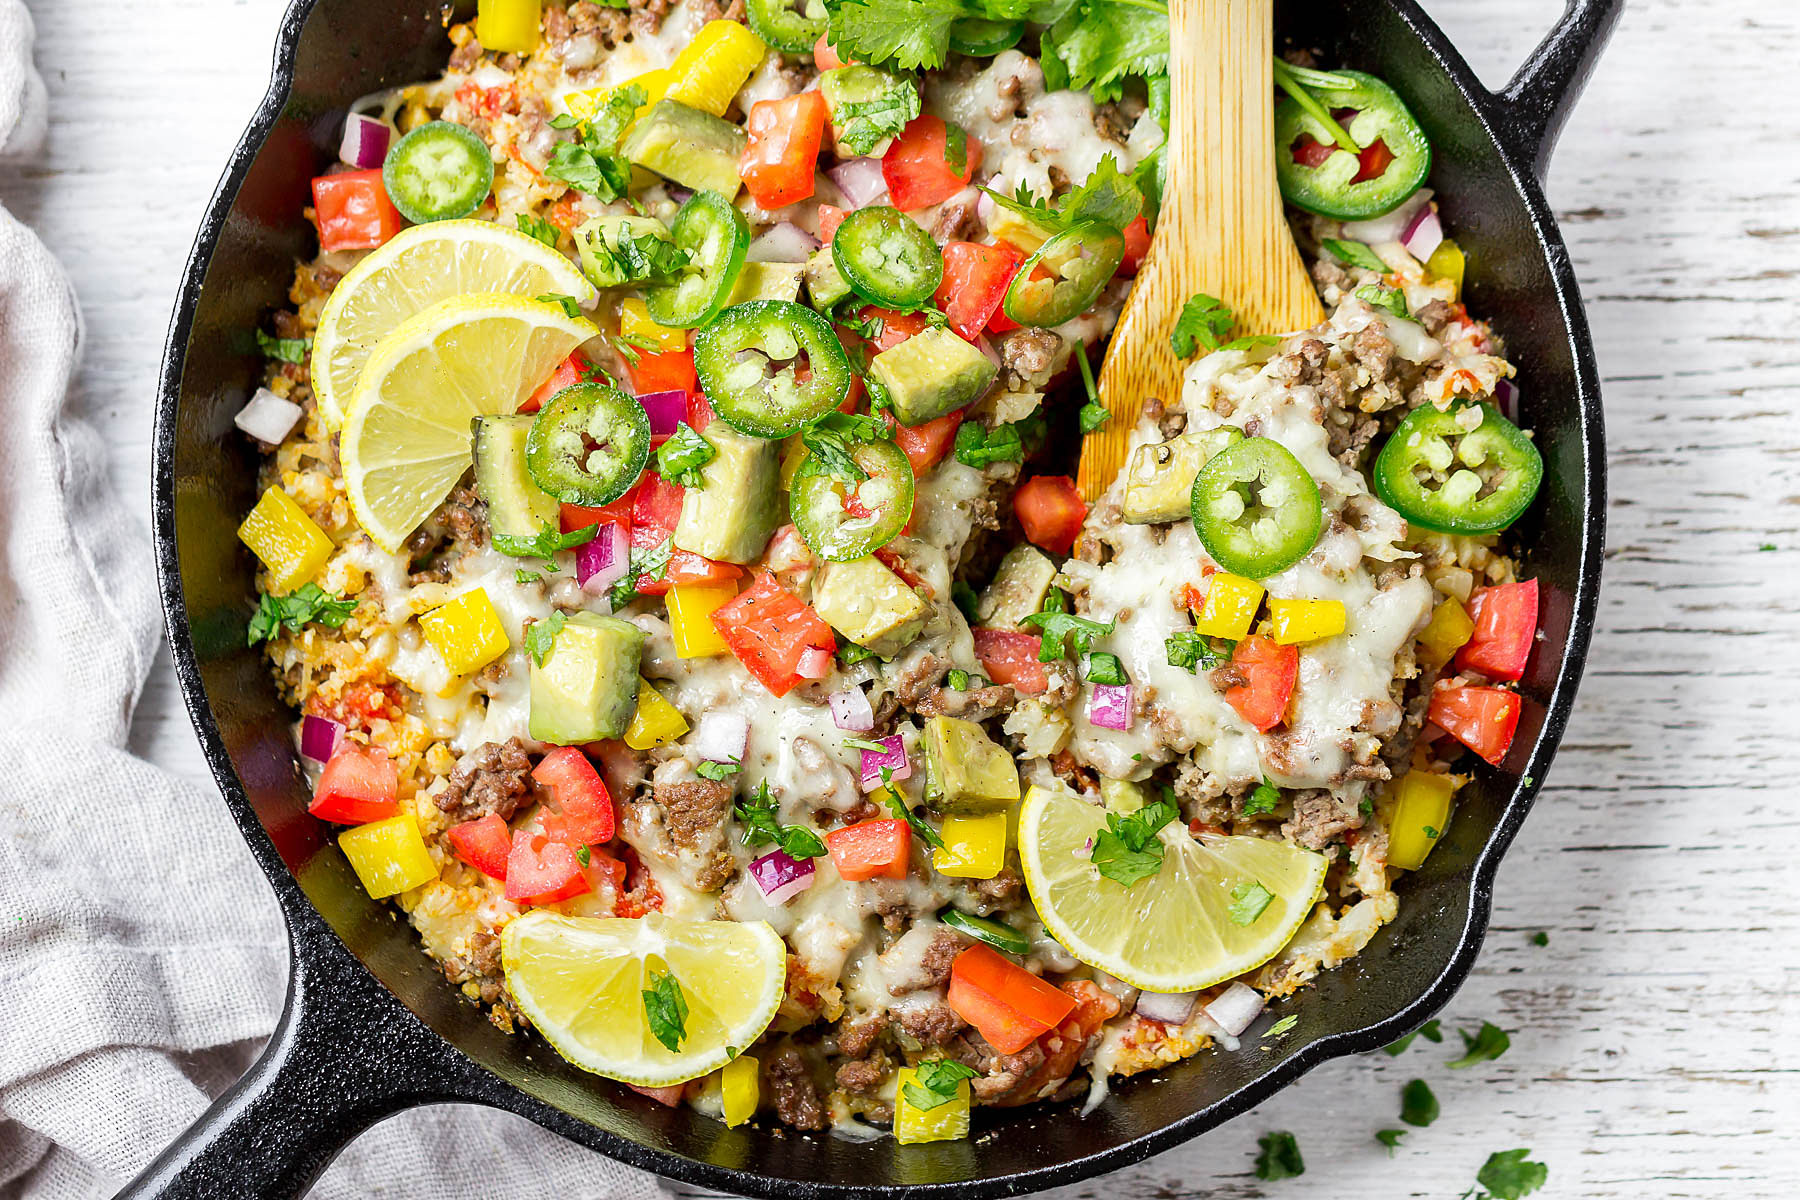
left=500, top=911, right=787, bottom=1087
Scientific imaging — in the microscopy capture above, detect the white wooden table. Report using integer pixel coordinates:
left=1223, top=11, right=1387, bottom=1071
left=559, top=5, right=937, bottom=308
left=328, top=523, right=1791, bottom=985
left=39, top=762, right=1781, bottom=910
left=5, top=0, right=1797, bottom=1194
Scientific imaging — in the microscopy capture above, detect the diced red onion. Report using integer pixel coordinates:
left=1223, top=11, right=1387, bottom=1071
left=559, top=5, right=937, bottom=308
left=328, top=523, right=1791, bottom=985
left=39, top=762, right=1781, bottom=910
left=975, top=336, right=1002, bottom=370
left=828, top=158, right=889, bottom=208
left=1087, top=685, right=1135, bottom=731
left=576, top=521, right=630, bottom=595
left=1135, top=988, right=1198, bottom=1025
left=796, top=646, right=833, bottom=680
left=1493, top=377, right=1521, bottom=423
left=859, top=734, right=910, bottom=791
left=829, top=686, right=875, bottom=732
left=665, top=185, right=695, bottom=206
left=300, top=714, right=345, bottom=764
left=338, top=112, right=394, bottom=170
left=693, top=711, right=748, bottom=764
left=747, top=222, right=820, bottom=263
left=749, top=848, right=816, bottom=905
left=627, top=1082, right=686, bottom=1106
left=637, top=389, right=687, bottom=439
left=1342, top=187, right=1431, bottom=245
left=1400, top=204, right=1444, bottom=263
left=1203, top=982, right=1266, bottom=1037
left=234, top=387, right=303, bottom=445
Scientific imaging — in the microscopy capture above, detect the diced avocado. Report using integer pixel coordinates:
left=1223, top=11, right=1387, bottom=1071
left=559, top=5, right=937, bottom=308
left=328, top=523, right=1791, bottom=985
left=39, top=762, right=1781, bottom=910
left=472, top=415, right=559, bottom=539
left=923, top=715, right=1022, bottom=814
left=977, top=545, right=1058, bottom=630
left=672, top=422, right=782, bottom=563
left=869, top=325, right=999, bottom=427
left=818, top=66, right=910, bottom=155
left=804, top=247, right=852, bottom=312
left=621, top=100, right=747, bottom=198
left=573, top=214, right=675, bottom=289
left=529, top=612, right=646, bottom=745
left=728, top=261, right=805, bottom=305
left=985, top=200, right=1058, bottom=255
left=1121, top=426, right=1245, bottom=524
left=811, top=556, right=928, bottom=658
left=1100, top=778, right=1146, bottom=814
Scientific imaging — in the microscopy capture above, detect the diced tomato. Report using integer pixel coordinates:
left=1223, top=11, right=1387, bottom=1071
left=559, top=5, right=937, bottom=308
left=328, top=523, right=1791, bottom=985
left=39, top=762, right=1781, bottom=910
left=547, top=193, right=585, bottom=233
left=1014, top=475, right=1087, bottom=556
left=455, top=79, right=518, bottom=123
left=308, top=745, right=399, bottom=824
left=685, top=391, right=717, bottom=432
left=561, top=501, right=633, bottom=536
left=1289, top=133, right=1336, bottom=169
left=972, top=628, right=1048, bottom=696
left=824, top=818, right=911, bottom=882
left=814, top=33, right=850, bottom=71
left=881, top=114, right=982, bottom=211
left=618, top=471, right=746, bottom=593
left=630, top=347, right=698, bottom=398
left=1427, top=685, right=1522, bottom=767
left=312, top=170, right=404, bottom=252
left=1353, top=138, right=1396, bottom=184
left=1038, top=979, right=1121, bottom=1078
left=741, top=92, right=828, bottom=210
left=947, top=944, right=1078, bottom=1055
left=1222, top=635, right=1299, bottom=732
left=525, top=352, right=589, bottom=414
left=935, top=241, right=1025, bottom=342
left=532, top=746, right=615, bottom=846
left=1117, top=215, right=1152, bottom=277
left=711, top=572, right=836, bottom=697
left=856, top=305, right=931, bottom=352
left=446, top=813, right=512, bottom=880
left=817, top=203, right=849, bottom=244
left=582, top=845, right=628, bottom=903
left=629, top=1083, right=688, bottom=1106
left=504, top=830, right=591, bottom=905
left=884, top=408, right=965, bottom=474
left=1456, top=579, right=1539, bottom=682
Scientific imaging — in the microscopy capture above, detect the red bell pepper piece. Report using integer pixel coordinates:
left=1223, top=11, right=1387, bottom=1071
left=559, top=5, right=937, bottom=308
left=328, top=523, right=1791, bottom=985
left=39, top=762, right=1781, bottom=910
left=947, top=944, right=1078, bottom=1054
left=447, top=813, right=512, bottom=880
left=618, top=472, right=741, bottom=594
left=886, top=407, right=965, bottom=475
left=741, top=92, right=828, bottom=210
left=312, top=169, right=404, bottom=252
left=935, top=241, right=1025, bottom=342
left=532, top=746, right=616, bottom=846
left=1014, top=475, right=1087, bottom=556
left=711, top=572, right=837, bottom=697
left=1456, top=579, right=1538, bottom=682
left=561, top=499, right=634, bottom=536
left=1117, top=215, right=1151, bottom=277
left=824, top=818, right=912, bottom=882
left=1427, top=685, right=1521, bottom=767
left=524, top=352, right=589, bottom=414
left=630, top=347, right=698, bottom=398
left=504, top=830, right=592, bottom=904
left=881, top=114, right=982, bottom=211
left=308, top=745, right=399, bottom=824
left=1222, top=635, right=1299, bottom=732
left=972, top=628, right=1048, bottom=695
left=817, top=203, right=849, bottom=244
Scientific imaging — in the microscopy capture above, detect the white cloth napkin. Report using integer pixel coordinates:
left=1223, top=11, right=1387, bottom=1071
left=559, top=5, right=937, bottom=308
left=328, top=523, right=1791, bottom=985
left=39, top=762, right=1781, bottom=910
left=0, top=7, right=665, bottom=1196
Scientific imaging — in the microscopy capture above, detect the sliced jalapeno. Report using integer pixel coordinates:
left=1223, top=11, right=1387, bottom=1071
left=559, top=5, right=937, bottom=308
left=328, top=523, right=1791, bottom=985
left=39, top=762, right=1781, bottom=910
left=694, top=300, right=854, bottom=438
left=1002, top=220, right=1124, bottom=328
left=525, top=383, right=653, bottom=506
left=382, top=121, right=494, bottom=224
left=645, top=190, right=750, bottom=329
left=947, top=17, right=1023, bottom=57
left=790, top=437, right=915, bottom=560
left=939, top=908, right=1031, bottom=956
left=1190, top=437, right=1323, bottom=579
left=1373, top=402, right=1543, bottom=534
left=832, top=206, right=944, bottom=310
left=1274, top=69, right=1431, bottom=221
left=747, top=0, right=828, bottom=53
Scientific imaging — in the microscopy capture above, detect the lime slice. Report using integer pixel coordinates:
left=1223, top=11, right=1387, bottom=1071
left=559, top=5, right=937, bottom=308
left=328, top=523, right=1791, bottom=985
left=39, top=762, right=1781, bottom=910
left=1017, top=784, right=1328, bottom=993
left=501, top=910, right=787, bottom=1087
left=312, top=219, right=594, bottom=428
left=339, top=293, right=598, bottom=551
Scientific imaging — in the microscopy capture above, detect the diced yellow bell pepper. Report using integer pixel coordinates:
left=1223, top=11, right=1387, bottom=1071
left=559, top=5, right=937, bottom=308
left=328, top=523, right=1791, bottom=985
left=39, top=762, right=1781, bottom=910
left=932, top=812, right=1008, bottom=879
left=621, top=298, right=688, bottom=352
left=1268, top=597, right=1347, bottom=645
left=339, top=813, right=438, bottom=898
left=1426, top=238, right=1465, bottom=301
left=1416, top=596, right=1476, bottom=666
left=624, top=679, right=689, bottom=750
left=1193, top=573, right=1264, bottom=640
left=419, top=588, right=511, bottom=678
left=664, top=20, right=767, bottom=118
left=1386, top=770, right=1458, bottom=870
left=566, top=69, right=673, bottom=123
left=476, top=0, right=540, bottom=55
left=721, top=1054, right=760, bottom=1127
left=894, top=1067, right=970, bottom=1144
left=667, top=582, right=738, bottom=658
left=238, top=485, right=333, bottom=595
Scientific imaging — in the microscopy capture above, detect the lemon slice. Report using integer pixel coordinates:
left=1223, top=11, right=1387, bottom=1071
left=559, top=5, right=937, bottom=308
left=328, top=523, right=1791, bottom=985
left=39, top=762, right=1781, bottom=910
left=339, top=293, right=598, bottom=551
left=501, top=911, right=787, bottom=1087
left=1018, top=783, right=1328, bottom=993
left=312, top=219, right=595, bottom=427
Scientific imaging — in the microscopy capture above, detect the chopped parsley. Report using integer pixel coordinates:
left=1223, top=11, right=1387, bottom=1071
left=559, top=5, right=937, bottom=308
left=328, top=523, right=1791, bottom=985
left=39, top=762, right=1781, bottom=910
left=255, top=329, right=310, bottom=364
left=1242, top=777, right=1281, bottom=817
left=1383, top=1018, right=1442, bottom=1056
left=1165, top=631, right=1231, bottom=671
left=656, top=422, right=716, bottom=488
left=1447, top=1021, right=1511, bottom=1068
left=902, top=1057, right=977, bottom=1111
left=536, top=292, right=584, bottom=320
left=524, top=611, right=567, bottom=666
left=246, top=583, right=357, bottom=645
left=1321, top=238, right=1388, bottom=272
left=696, top=759, right=741, bottom=781
left=1081, top=651, right=1126, bottom=686
left=1356, top=284, right=1411, bottom=321
left=516, top=211, right=561, bottom=247
left=1252, top=1130, right=1304, bottom=1181
left=1228, top=880, right=1274, bottom=926
left=1020, top=608, right=1115, bottom=663
left=1399, top=1078, right=1439, bottom=1127
left=642, top=969, right=689, bottom=1053
left=834, top=80, right=922, bottom=156
left=1475, top=1148, right=1548, bottom=1199
left=493, top=521, right=599, bottom=562
left=1375, top=1128, right=1406, bottom=1155
left=1089, top=795, right=1178, bottom=887
left=735, top=780, right=827, bottom=860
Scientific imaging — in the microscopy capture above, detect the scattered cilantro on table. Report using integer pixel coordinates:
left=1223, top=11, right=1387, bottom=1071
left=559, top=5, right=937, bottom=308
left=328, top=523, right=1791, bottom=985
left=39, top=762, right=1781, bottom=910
left=1253, top=1130, right=1305, bottom=1181
left=1447, top=1021, right=1511, bottom=1068
left=1399, top=1078, right=1439, bottom=1127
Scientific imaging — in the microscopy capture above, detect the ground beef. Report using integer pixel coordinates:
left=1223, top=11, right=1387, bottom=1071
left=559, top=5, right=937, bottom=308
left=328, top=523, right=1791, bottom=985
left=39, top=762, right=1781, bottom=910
left=436, top=485, right=486, bottom=549
left=629, top=0, right=673, bottom=35
left=655, top=778, right=732, bottom=851
left=448, top=33, right=483, bottom=73
left=914, top=683, right=1014, bottom=723
left=1282, top=789, right=1364, bottom=850
left=1414, top=298, right=1455, bottom=336
left=949, top=1032, right=1050, bottom=1106
left=439, top=928, right=504, bottom=1006
left=929, top=191, right=981, bottom=242
left=1311, top=256, right=1353, bottom=295
left=999, top=328, right=1061, bottom=389
left=890, top=652, right=950, bottom=709
left=436, top=737, right=536, bottom=822
left=835, top=1056, right=887, bottom=1094
left=894, top=1003, right=965, bottom=1047
left=837, top=1014, right=888, bottom=1059
left=693, top=849, right=737, bottom=893
left=917, top=928, right=964, bottom=992
left=1092, top=101, right=1134, bottom=144
left=764, top=1046, right=827, bottom=1130
left=1352, top=322, right=1397, bottom=379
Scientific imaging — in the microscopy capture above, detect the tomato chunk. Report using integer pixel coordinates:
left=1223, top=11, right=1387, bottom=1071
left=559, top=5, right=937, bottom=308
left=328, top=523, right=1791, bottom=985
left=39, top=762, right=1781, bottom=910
left=814, top=33, right=850, bottom=71
left=882, top=115, right=982, bottom=211
left=886, top=408, right=965, bottom=475
left=447, top=813, right=512, bottom=880
left=741, top=91, right=828, bottom=210
left=504, top=830, right=592, bottom=904
left=817, top=203, right=849, bottom=244
left=935, top=241, right=1025, bottom=342
left=972, top=628, right=1048, bottom=695
left=1456, top=579, right=1538, bottom=682
left=312, top=169, right=404, bottom=252
left=825, top=818, right=912, bottom=882
left=1117, top=215, right=1152, bottom=277
left=629, top=1083, right=688, bottom=1106
left=1353, top=138, right=1396, bottom=184
left=524, top=352, right=588, bottom=414
left=855, top=305, right=931, bottom=353
left=1222, top=635, right=1299, bottom=732
left=947, top=944, right=1077, bottom=1054
left=309, top=745, right=399, bottom=824
left=630, top=347, right=698, bottom=398
left=533, top=746, right=616, bottom=846
left=711, top=572, right=837, bottom=697
left=1427, top=685, right=1521, bottom=767
left=1014, top=475, right=1087, bottom=556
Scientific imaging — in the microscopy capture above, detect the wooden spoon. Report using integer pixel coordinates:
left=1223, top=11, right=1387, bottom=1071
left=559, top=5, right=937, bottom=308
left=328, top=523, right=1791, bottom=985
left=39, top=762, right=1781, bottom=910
left=1077, top=0, right=1323, bottom=502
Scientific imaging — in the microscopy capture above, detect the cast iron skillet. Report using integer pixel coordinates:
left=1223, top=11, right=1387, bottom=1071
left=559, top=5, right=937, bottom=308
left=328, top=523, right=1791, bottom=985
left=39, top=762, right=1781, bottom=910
left=133, top=1, right=1617, bottom=1195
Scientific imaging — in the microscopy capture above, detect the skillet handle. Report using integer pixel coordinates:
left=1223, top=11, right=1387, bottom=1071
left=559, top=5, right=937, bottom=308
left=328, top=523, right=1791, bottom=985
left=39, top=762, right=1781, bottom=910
left=1487, top=0, right=1625, bottom=177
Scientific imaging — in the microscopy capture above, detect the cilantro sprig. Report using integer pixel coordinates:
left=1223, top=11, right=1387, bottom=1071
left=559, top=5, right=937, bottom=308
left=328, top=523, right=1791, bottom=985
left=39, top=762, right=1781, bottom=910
left=1253, top=1130, right=1304, bottom=1181
left=1088, top=794, right=1177, bottom=887
left=735, top=780, right=828, bottom=860
left=1019, top=608, right=1115, bottom=663
left=1165, top=631, right=1232, bottom=672
left=1447, top=1021, right=1511, bottom=1068
left=902, top=1057, right=977, bottom=1110
left=493, top=521, right=599, bottom=562
left=545, top=85, right=644, bottom=202
left=656, top=422, right=716, bottom=488
left=247, top=584, right=357, bottom=645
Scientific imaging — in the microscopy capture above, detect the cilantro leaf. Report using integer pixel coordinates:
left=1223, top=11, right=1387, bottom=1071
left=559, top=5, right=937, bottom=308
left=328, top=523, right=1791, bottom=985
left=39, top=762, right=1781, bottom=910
left=1530, top=931, right=1548, bottom=946
left=577, top=224, right=690, bottom=286
left=838, top=642, right=880, bottom=666
left=1079, top=401, right=1112, bottom=433
left=902, top=1057, right=977, bottom=1110
left=575, top=843, right=591, bottom=866
left=1356, top=284, right=1411, bottom=320
left=516, top=211, right=561, bottom=247
left=493, top=521, right=599, bottom=561
left=1399, top=1078, right=1439, bottom=1127
left=1089, top=795, right=1177, bottom=887
left=1165, top=631, right=1231, bottom=671
left=642, top=969, right=690, bottom=1052
left=882, top=784, right=946, bottom=851
left=544, top=86, right=644, bottom=202
left=1019, top=609, right=1115, bottom=662
left=696, top=759, right=741, bottom=781
left=1228, top=880, right=1273, bottom=925
left=1321, top=238, right=1387, bottom=272
left=823, top=0, right=966, bottom=71
left=943, top=122, right=969, bottom=174
left=608, top=537, right=672, bottom=609
left=524, top=611, right=567, bottom=666
left=735, top=780, right=828, bottom=860
left=1476, top=1149, right=1548, bottom=1200
left=1081, top=651, right=1126, bottom=685
left=1447, top=1021, right=1511, bottom=1068
left=802, top=411, right=891, bottom=482
left=1241, top=778, right=1281, bottom=817
left=515, top=569, right=543, bottom=584
left=246, top=583, right=357, bottom=645
left=1048, top=0, right=1169, bottom=103
left=1055, top=154, right=1143, bottom=232
left=537, top=292, right=584, bottom=320
left=1253, top=1131, right=1304, bottom=1181
left=952, top=420, right=1024, bottom=469
left=1382, top=1018, right=1442, bottom=1056
left=1375, top=1129, right=1406, bottom=1155
left=255, top=329, right=311, bottom=364
left=1169, top=292, right=1236, bottom=358
left=656, top=422, right=716, bottom=488
left=836, top=79, right=923, bottom=157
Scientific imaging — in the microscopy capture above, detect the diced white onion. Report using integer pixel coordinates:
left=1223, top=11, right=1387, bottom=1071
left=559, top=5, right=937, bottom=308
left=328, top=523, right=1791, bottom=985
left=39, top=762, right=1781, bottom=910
left=234, top=387, right=303, bottom=444
left=829, top=686, right=875, bottom=732
left=1203, top=982, right=1266, bottom=1037
left=693, top=711, right=748, bottom=764
left=828, top=158, right=889, bottom=208
left=747, top=222, right=820, bottom=263
left=1401, top=203, right=1445, bottom=263
left=1135, top=988, right=1198, bottom=1025
left=1342, top=188, right=1432, bottom=245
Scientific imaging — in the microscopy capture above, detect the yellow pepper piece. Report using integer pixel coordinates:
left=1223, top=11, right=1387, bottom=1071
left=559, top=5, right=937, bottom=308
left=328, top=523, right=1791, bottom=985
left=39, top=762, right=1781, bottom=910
left=721, top=1054, right=760, bottom=1127
left=621, top=298, right=688, bottom=352
left=238, top=486, right=334, bottom=595
left=419, top=588, right=511, bottom=678
left=664, top=20, right=767, bottom=118
left=1193, top=573, right=1264, bottom=640
left=780, top=436, right=809, bottom=491
left=1416, top=596, right=1476, bottom=666
left=624, top=679, right=689, bottom=750
left=1268, top=597, right=1347, bottom=645
left=1387, top=770, right=1458, bottom=870
left=338, top=813, right=438, bottom=898
left=476, top=0, right=540, bottom=54
left=1426, top=238, right=1465, bottom=301
left=932, top=813, right=1008, bottom=879
left=894, top=1066, right=971, bottom=1144
left=566, top=69, right=673, bottom=124
left=667, top=582, right=738, bottom=658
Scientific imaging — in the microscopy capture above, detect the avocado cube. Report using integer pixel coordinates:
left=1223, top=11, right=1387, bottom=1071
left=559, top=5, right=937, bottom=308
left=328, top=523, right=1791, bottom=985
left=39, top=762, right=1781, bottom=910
left=976, top=545, right=1058, bottom=631
left=923, top=715, right=1022, bottom=814
left=869, top=326, right=999, bottom=427
left=728, top=261, right=805, bottom=305
left=810, top=557, right=928, bottom=658
left=529, top=612, right=646, bottom=745
left=804, top=247, right=852, bottom=312
left=473, top=415, right=559, bottom=540
left=1121, top=427, right=1245, bottom=524
left=673, top=422, right=782, bottom=563
left=621, top=100, right=747, bottom=198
